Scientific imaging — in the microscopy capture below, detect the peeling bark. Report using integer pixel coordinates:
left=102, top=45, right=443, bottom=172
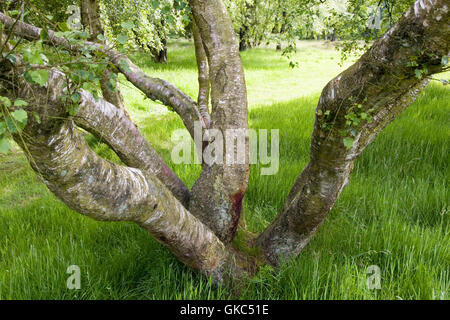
left=193, top=21, right=211, bottom=129
left=188, top=0, right=250, bottom=243
left=74, top=91, right=190, bottom=207
left=255, top=0, right=449, bottom=265
left=1, top=0, right=448, bottom=284
left=80, top=0, right=131, bottom=122
left=1, top=65, right=251, bottom=283
left=0, top=12, right=204, bottom=138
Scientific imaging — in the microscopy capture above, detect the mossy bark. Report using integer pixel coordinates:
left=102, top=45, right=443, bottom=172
left=255, top=0, right=449, bottom=265
left=188, top=0, right=250, bottom=243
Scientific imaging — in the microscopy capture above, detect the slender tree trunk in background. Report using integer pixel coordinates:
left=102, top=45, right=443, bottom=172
left=276, top=11, right=287, bottom=51
left=238, top=0, right=256, bottom=52
left=239, top=24, right=249, bottom=51
left=330, top=28, right=337, bottom=42
left=149, top=38, right=168, bottom=64
left=149, top=19, right=168, bottom=64
left=80, top=0, right=131, bottom=121
left=1, top=0, right=448, bottom=284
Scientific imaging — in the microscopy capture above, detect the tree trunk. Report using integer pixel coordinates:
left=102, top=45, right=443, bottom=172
left=80, top=0, right=131, bottom=120
left=255, top=0, right=449, bottom=265
left=1, top=0, right=448, bottom=284
left=149, top=19, right=168, bottom=64
left=239, top=25, right=250, bottom=52
left=192, top=21, right=211, bottom=128
left=276, top=11, right=287, bottom=51
left=188, top=0, right=250, bottom=243
left=149, top=38, right=168, bottom=64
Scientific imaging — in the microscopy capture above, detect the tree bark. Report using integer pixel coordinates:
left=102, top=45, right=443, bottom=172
left=0, top=12, right=205, bottom=139
left=74, top=91, right=190, bottom=206
left=188, top=0, right=250, bottom=243
left=80, top=0, right=131, bottom=122
left=192, top=21, right=211, bottom=128
left=189, top=0, right=249, bottom=243
left=255, top=0, right=449, bottom=265
left=1, top=0, right=448, bottom=284
left=0, top=63, right=252, bottom=283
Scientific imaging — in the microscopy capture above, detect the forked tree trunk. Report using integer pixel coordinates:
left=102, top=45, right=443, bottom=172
left=188, top=0, right=250, bottom=243
left=0, top=0, right=448, bottom=284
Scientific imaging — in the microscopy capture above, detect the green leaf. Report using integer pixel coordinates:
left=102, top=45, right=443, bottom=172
left=121, top=21, right=135, bottom=30
left=343, top=137, right=354, bottom=149
left=5, top=117, right=17, bottom=133
left=151, top=0, right=160, bottom=9
left=40, top=28, right=49, bottom=41
left=117, top=34, right=128, bottom=44
left=32, top=112, right=41, bottom=124
left=58, top=22, right=71, bottom=32
left=0, top=96, right=11, bottom=107
left=3, top=52, right=17, bottom=64
left=68, top=104, right=79, bottom=116
left=28, top=70, right=49, bottom=86
left=415, top=69, right=422, bottom=79
left=11, top=109, right=28, bottom=124
left=442, top=55, right=448, bottom=66
left=0, top=139, right=11, bottom=154
left=97, top=34, right=106, bottom=42
left=14, top=99, right=28, bottom=107
left=23, top=48, right=44, bottom=65
left=71, top=92, right=81, bottom=104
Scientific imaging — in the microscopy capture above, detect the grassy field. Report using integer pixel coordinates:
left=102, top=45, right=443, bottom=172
left=0, top=40, right=448, bottom=299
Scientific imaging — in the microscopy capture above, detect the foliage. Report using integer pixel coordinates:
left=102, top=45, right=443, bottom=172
left=101, top=0, right=190, bottom=54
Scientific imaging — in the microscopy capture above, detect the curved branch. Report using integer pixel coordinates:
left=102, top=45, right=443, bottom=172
left=0, top=12, right=204, bottom=138
left=75, top=91, right=190, bottom=207
left=2, top=66, right=251, bottom=283
left=193, top=21, right=211, bottom=128
left=255, top=0, right=449, bottom=265
left=188, top=0, right=250, bottom=243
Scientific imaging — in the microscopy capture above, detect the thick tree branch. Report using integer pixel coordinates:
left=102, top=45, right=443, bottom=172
left=188, top=0, right=250, bottom=243
left=1, top=65, right=252, bottom=283
left=74, top=91, right=190, bottom=207
left=0, top=12, right=204, bottom=138
left=255, top=0, right=449, bottom=265
left=192, top=21, right=211, bottom=128
left=80, top=0, right=131, bottom=120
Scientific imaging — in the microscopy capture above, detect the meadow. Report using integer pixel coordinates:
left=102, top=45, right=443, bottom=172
left=0, top=40, right=448, bottom=299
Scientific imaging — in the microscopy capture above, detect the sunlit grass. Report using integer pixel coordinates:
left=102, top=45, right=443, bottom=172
left=0, top=40, right=448, bottom=299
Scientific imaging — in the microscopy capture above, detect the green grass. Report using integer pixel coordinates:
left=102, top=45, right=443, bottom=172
left=0, top=40, right=448, bottom=300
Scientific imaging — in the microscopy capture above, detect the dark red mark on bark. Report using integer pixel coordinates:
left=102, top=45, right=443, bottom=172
left=228, top=191, right=244, bottom=241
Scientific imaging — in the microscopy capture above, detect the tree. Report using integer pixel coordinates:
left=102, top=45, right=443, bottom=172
left=79, top=0, right=129, bottom=116
left=0, top=0, right=448, bottom=285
